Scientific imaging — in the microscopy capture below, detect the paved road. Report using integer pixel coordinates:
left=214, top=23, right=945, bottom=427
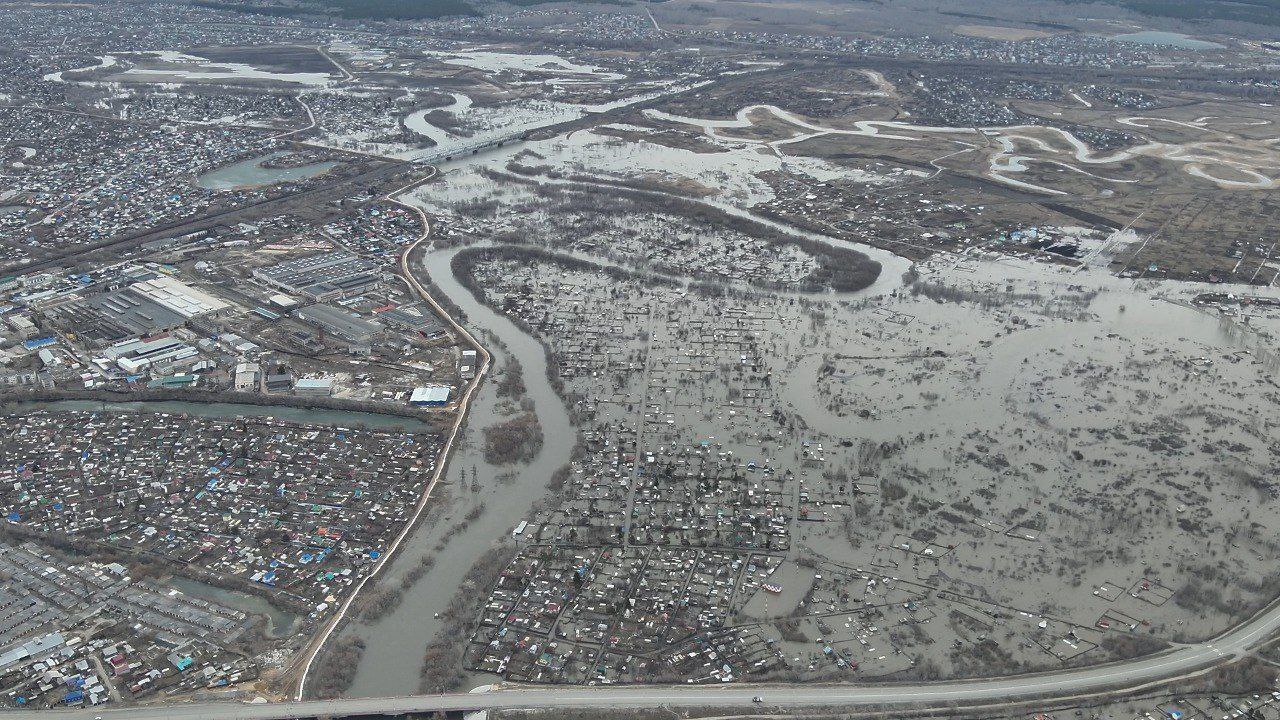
left=12, top=594, right=1280, bottom=719
left=288, top=167, right=495, bottom=699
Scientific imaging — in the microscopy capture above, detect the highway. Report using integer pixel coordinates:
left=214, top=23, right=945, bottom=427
left=0, top=637, right=1252, bottom=719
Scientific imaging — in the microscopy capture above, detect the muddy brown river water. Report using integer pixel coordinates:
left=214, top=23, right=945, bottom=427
left=339, top=244, right=574, bottom=696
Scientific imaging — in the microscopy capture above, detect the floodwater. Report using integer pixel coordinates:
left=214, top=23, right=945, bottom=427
left=326, top=78, right=1265, bottom=692
left=399, top=80, right=710, bottom=164
left=43, top=51, right=333, bottom=86
left=646, top=102, right=1278, bottom=191
left=412, top=124, right=913, bottom=296
left=165, top=576, right=301, bottom=639
left=42, top=54, right=119, bottom=83
left=399, top=90, right=476, bottom=156
left=434, top=49, right=624, bottom=81
left=195, top=151, right=339, bottom=191
left=341, top=172, right=905, bottom=691
left=1112, top=31, right=1224, bottom=50
left=122, top=51, right=334, bottom=87
left=7, top=399, right=433, bottom=432
left=684, top=192, right=910, bottom=297
left=515, top=170, right=912, bottom=298
left=781, top=271, right=1240, bottom=448
left=402, top=92, right=474, bottom=147
left=339, top=242, right=573, bottom=697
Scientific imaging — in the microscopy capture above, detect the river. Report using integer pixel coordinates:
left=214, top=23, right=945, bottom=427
left=402, top=92, right=474, bottom=148
left=338, top=241, right=573, bottom=697
left=558, top=175, right=911, bottom=296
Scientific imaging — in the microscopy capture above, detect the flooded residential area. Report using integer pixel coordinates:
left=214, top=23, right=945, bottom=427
left=0, top=0, right=1279, bottom=718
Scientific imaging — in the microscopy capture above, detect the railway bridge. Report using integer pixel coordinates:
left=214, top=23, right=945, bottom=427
left=414, top=133, right=530, bottom=165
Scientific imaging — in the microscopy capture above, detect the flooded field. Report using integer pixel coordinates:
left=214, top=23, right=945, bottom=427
left=366, top=114, right=1280, bottom=686
left=249, top=39, right=1280, bottom=695
left=344, top=80, right=1280, bottom=687
left=440, top=234, right=1280, bottom=683
left=116, top=50, right=334, bottom=86
left=644, top=102, right=1280, bottom=192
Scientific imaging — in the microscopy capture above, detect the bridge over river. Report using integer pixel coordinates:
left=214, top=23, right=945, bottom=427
left=412, top=133, right=530, bottom=165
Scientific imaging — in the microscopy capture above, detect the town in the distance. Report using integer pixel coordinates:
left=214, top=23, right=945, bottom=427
left=0, top=0, right=1278, bottom=718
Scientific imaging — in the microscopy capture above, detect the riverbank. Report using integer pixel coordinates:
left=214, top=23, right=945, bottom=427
left=335, top=227, right=573, bottom=698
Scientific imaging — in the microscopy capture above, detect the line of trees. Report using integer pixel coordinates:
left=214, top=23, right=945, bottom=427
left=308, top=636, right=366, bottom=698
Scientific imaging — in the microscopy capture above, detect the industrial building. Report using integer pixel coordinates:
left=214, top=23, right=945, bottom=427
left=45, top=275, right=230, bottom=344
left=374, top=302, right=447, bottom=339
left=102, top=335, right=199, bottom=375
left=127, top=276, right=229, bottom=319
left=4, top=314, right=36, bottom=340
left=409, top=385, right=452, bottom=406
left=252, top=251, right=380, bottom=301
left=295, top=377, right=334, bottom=397
left=233, top=362, right=260, bottom=392
left=460, top=349, right=478, bottom=379
left=293, top=303, right=383, bottom=346
left=73, top=291, right=187, bottom=342
left=264, top=371, right=293, bottom=393
left=0, top=633, right=66, bottom=674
